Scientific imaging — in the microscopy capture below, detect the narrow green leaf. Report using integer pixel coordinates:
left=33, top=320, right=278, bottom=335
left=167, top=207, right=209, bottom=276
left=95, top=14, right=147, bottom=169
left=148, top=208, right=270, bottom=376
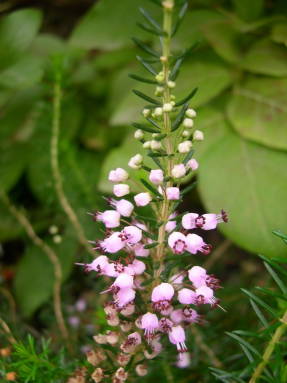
left=272, top=230, right=287, bottom=244
left=249, top=299, right=269, bottom=328
left=239, top=343, right=254, bottom=363
left=255, top=287, right=287, bottom=302
left=172, top=1, right=189, bottom=36
left=175, top=87, right=198, bottom=107
left=170, top=43, right=200, bottom=81
left=132, top=37, right=160, bottom=57
left=264, top=262, right=287, bottom=295
left=241, top=288, right=277, bottom=317
left=183, top=149, right=195, bottom=164
left=169, top=56, right=184, bottom=81
left=128, top=73, right=157, bottom=84
left=136, top=55, right=158, bottom=75
left=132, top=89, right=161, bottom=105
left=146, top=117, right=162, bottom=130
left=148, top=152, right=168, bottom=157
left=226, top=332, right=261, bottom=358
left=139, top=7, right=161, bottom=30
left=140, top=178, right=162, bottom=197
left=171, top=103, right=189, bottom=131
left=258, top=255, right=287, bottom=279
left=150, top=156, right=163, bottom=170
left=137, top=22, right=165, bottom=36
left=144, top=241, right=158, bottom=249
left=181, top=181, right=197, bottom=196
left=233, top=330, right=262, bottom=338
left=132, top=122, right=160, bottom=133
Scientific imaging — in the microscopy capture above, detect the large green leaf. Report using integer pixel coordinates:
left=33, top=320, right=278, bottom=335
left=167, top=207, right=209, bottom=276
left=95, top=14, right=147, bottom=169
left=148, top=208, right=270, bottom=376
left=227, top=77, right=287, bottom=151
left=110, top=51, right=233, bottom=125
left=172, top=9, right=226, bottom=51
left=14, top=227, right=78, bottom=317
left=0, top=8, right=42, bottom=70
left=271, top=23, right=287, bottom=46
left=241, top=39, right=287, bottom=77
left=198, top=124, right=287, bottom=260
left=202, top=21, right=242, bottom=63
left=0, top=56, right=44, bottom=89
left=70, top=0, right=156, bottom=50
left=232, top=0, right=264, bottom=21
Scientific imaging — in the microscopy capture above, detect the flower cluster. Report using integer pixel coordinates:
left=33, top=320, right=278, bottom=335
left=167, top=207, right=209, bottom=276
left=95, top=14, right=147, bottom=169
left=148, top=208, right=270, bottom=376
left=78, top=1, right=228, bottom=381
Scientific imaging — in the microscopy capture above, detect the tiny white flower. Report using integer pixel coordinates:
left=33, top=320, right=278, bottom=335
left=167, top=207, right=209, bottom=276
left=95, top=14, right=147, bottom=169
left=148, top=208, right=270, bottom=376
left=172, top=164, right=186, bottom=179
left=167, top=80, right=176, bottom=88
left=150, top=140, right=162, bottom=150
left=186, top=108, right=196, bottom=118
left=154, top=107, right=163, bottom=117
left=163, top=103, right=173, bottom=112
left=128, top=154, right=143, bottom=169
left=178, top=140, right=192, bottom=153
left=155, top=86, right=164, bottom=96
left=143, top=141, right=151, bottom=149
left=182, top=130, right=190, bottom=138
left=183, top=118, right=194, bottom=128
left=193, top=130, right=204, bottom=141
left=134, top=129, right=144, bottom=140
left=142, top=108, right=150, bottom=118
left=155, top=72, right=164, bottom=83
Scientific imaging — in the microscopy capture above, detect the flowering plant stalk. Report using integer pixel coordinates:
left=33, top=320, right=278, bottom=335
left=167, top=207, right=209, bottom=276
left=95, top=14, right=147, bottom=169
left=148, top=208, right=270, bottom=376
left=79, top=1, right=228, bottom=381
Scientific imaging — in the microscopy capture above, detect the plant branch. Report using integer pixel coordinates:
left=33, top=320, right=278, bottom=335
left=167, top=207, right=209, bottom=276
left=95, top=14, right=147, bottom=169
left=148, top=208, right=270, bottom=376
left=155, top=0, right=174, bottom=274
left=51, top=70, right=94, bottom=256
left=249, top=309, right=287, bottom=383
left=0, top=190, right=69, bottom=342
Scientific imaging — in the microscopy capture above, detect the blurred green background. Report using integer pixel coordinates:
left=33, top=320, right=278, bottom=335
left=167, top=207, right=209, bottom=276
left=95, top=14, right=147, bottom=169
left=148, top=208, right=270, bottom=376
left=0, top=0, right=287, bottom=380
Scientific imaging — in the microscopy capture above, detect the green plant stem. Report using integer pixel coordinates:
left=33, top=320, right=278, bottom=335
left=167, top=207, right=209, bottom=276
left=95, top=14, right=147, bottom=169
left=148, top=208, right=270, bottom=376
left=51, top=74, right=94, bottom=257
left=0, top=190, right=69, bottom=343
left=249, top=309, right=287, bottom=383
left=155, top=0, right=174, bottom=275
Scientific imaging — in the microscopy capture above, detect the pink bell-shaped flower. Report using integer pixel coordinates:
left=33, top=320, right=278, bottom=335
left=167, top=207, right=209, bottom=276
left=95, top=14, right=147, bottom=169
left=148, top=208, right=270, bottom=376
left=168, top=325, right=187, bottom=352
left=168, top=232, right=187, bottom=254
left=141, top=312, right=159, bottom=339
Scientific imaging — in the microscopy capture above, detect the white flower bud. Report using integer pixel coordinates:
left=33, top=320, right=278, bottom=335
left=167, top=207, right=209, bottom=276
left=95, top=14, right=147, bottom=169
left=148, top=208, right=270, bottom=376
left=183, top=118, right=194, bottom=128
left=186, top=108, right=196, bottom=118
left=143, top=141, right=151, bottom=149
left=154, top=107, right=163, bottom=117
left=170, top=94, right=176, bottom=100
left=170, top=100, right=175, bottom=106
left=155, top=71, right=164, bottom=83
left=53, top=235, right=62, bottom=244
left=178, top=140, right=192, bottom=153
left=134, top=129, right=144, bottom=140
left=49, top=225, right=58, bottom=234
left=182, top=130, right=190, bottom=138
left=142, top=108, right=150, bottom=118
left=167, top=80, right=176, bottom=88
left=163, top=103, right=173, bottom=112
left=171, top=164, right=186, bottom=179
left=193, top=130, right=204, bottom=141
left=155, top=86, right=164, bottom=96
left=150, top=140, right=162, bottom=150
left=128, top=154, right=143, bottom=169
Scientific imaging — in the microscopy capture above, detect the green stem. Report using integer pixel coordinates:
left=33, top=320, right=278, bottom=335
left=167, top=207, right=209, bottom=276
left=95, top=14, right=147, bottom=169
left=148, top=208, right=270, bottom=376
left=249, top=309, right=287, bottom=383
left=51, top=71, right=94, bottom=256
left=155, top=0, right=174, bottom=276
